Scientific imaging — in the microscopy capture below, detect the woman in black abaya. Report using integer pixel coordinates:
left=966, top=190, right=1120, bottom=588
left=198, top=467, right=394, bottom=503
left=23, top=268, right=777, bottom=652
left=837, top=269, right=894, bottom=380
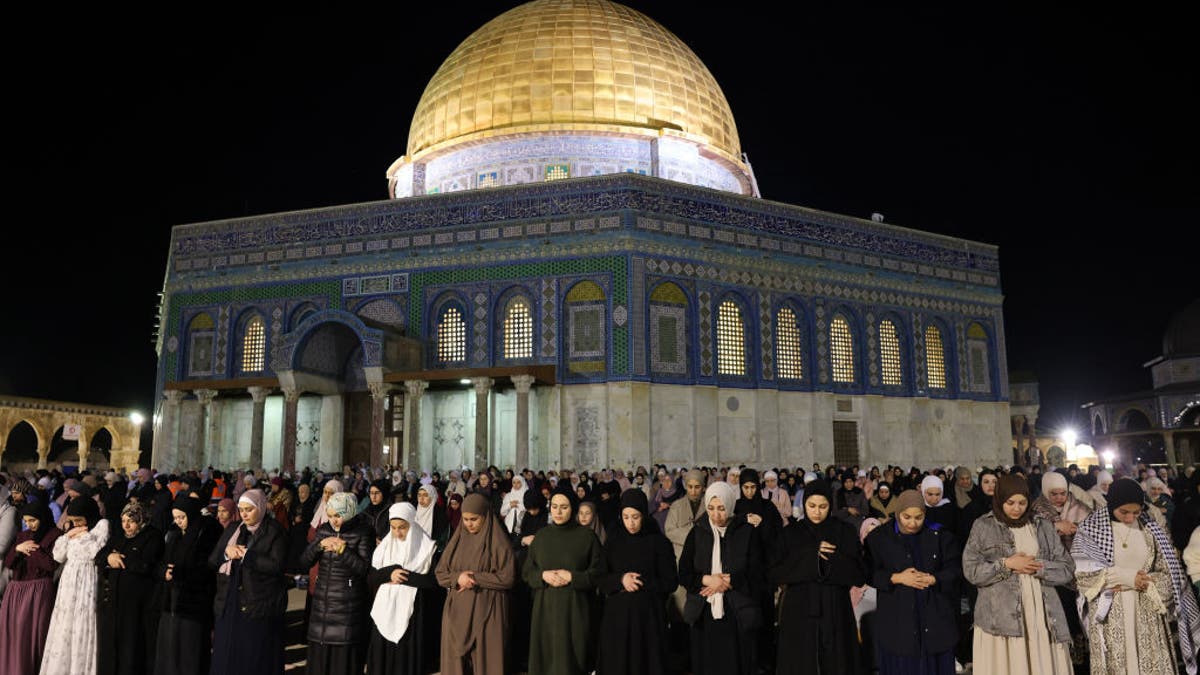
left=596, top=489, right=678, bottom=675
left=96, top=502, right=164, bottom=675
left=771, top=479, right=867, bottom=674
left=155, top=495, right=221, bottom=675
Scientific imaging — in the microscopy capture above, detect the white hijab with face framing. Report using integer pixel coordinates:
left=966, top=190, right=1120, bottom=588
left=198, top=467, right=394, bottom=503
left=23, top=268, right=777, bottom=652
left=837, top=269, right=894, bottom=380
left=370, top=503, right=436, bottom=643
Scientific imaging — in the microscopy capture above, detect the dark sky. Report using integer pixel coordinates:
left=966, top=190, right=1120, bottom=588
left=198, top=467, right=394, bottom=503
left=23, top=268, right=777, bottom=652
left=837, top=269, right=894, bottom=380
left=3, top=3, right=1196, bottom=440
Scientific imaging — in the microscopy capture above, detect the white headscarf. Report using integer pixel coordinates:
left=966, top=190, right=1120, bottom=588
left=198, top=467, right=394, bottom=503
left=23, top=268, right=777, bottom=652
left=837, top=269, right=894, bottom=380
left=920, top=475, right=950, bottom=507
left=370, top=503, right=436, bottom=643
left=501, top=476, right=528, bottom=533
left=702, top=481, right=740, bottom=620
left=415, top=483, right=439, bottom=536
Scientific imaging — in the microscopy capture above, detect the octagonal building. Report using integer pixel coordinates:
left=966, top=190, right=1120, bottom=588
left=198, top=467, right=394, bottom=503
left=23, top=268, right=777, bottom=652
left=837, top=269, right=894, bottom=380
left=151, top=0, right=1012, bottom=474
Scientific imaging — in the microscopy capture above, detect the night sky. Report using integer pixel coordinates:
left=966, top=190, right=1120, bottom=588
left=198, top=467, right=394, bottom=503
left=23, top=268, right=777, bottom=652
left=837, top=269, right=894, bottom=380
left=4, top=3, right=1195, bottom=446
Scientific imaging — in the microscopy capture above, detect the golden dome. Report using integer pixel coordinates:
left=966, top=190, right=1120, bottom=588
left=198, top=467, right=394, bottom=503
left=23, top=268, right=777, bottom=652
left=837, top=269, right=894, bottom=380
left=406, top=0, right=742, bottom=163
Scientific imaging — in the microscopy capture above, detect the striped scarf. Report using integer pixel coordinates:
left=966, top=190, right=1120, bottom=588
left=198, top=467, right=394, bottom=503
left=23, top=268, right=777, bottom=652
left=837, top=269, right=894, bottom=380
left=1072, top=507, right=1200, bottom=674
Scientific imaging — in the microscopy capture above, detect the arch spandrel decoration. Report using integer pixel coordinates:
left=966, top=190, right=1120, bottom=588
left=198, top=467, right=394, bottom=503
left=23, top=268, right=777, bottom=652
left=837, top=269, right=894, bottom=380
left=275, top=309, right=386, bottom=372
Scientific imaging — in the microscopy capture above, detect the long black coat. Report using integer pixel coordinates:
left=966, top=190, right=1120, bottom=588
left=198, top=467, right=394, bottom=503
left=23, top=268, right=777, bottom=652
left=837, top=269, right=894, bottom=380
left=158, top=515, right=222, bottom=621
left=96, top=525, right=165, bottom=675
left=207, top=516, right=289, bottom=619
left=299, top=513, right=375, bottom=645
left=770, top=517, right=867, bottom=675
left=596, top=524, right=678, bottom=675
left=678, top=516, right=764, bottom=675
left=864, top=521, right=961, bottom=658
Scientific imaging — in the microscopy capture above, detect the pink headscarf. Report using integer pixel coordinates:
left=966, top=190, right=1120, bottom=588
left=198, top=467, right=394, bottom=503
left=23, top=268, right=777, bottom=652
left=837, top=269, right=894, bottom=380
left=311, top=479, right=344, bottom=529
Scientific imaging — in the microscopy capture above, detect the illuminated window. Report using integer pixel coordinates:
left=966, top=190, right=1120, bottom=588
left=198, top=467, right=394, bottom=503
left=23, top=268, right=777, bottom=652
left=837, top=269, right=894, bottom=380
left=241, top=316, right=266, bottom=372
left=879, top=320, right=902, bottom=386
left=830, top=315, right=855, bottom=384
left=776, top=307, right=803, bottom=379
left=503, top=297, right=533, bottom=359
left=717, top=300, right=745, bottom=376
left=437, top=307, right=466, bottom=362
left=545, top=164, right=570, bottom=181
left=925, top=325, right=947, bottom=389
left=477, top=171, right=498, bottom=189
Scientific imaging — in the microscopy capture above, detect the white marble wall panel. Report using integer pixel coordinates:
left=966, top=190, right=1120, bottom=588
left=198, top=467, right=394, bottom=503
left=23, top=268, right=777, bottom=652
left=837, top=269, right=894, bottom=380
left=318, top=395, right=343, bottom=471
left=649, top=385, right=696, bottom=467
left=263, top=397, right=283, bottom=471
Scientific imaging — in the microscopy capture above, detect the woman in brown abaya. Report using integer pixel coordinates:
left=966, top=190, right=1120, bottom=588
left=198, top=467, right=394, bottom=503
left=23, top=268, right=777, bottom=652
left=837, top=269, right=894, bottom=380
left=434, top=493, right=516, bottom=675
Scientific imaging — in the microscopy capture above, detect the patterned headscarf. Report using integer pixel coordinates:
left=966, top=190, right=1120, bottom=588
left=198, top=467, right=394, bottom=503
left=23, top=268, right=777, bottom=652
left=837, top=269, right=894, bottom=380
left=325, top=491, right=358, bottom=522
left=1073, top=491, right=1200, bottom=675
left=121, top=502, right=149, bottom=529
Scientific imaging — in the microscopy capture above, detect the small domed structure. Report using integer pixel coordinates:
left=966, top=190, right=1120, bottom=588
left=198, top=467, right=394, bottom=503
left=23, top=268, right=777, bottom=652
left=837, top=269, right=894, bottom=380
left=388, top=0, right=757, bottom=198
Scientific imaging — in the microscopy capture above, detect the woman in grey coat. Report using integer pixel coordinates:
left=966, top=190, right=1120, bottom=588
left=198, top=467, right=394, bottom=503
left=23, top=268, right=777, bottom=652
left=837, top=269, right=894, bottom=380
left=962, top=474, right=1074, bottom=675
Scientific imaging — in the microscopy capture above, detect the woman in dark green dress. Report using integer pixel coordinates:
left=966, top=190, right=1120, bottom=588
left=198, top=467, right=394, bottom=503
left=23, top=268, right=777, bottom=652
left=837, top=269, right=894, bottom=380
left=522, top=489, right=606, bottom=675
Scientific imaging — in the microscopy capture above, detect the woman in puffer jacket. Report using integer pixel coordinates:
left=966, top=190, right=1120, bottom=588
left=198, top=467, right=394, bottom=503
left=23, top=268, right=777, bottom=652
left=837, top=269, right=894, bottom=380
left=300, top=491, right=376, bottom=675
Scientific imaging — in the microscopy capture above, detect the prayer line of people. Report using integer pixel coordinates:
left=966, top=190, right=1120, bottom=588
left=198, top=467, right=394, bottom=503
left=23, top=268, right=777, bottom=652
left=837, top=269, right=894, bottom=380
left=3, top=462, right=1200, bottom=674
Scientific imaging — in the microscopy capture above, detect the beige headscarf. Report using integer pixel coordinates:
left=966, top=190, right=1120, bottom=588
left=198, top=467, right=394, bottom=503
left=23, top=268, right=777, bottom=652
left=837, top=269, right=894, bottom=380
left=703, top=481, right=739, bottom=620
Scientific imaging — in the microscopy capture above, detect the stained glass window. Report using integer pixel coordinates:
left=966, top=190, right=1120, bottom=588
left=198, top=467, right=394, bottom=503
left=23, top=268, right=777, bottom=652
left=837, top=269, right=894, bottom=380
left=503, top=297, right=533, bottom=359
left=437, top=306, right=466, bottom=362
left=925, top=325, right=947, bottom=389
left=831, top=316, right=855, bottom=384
left=879, top=320, right=902, bottom=386
left=242, top=316, right=266, bottom=372
left=776, top=307, right=803, bottom=379
left=717, top=300, right=745, bottom=376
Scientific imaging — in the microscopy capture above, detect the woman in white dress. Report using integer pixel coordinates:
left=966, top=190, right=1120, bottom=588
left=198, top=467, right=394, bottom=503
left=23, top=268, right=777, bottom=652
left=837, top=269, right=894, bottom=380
left=500, top=476, right=528, bottom=535
left=962, top=474, right=1074, bottom=675
left=39, top=496, right=110, bottom=675
left=1072, top=478, right=1200, bottom=675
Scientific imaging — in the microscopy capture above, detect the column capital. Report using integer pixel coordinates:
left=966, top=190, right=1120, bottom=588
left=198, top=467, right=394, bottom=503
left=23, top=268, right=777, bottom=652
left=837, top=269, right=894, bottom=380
left=282, top=387, right=301, bottom=403
left=511, top=374, right=536, bottom=394
left=247, top=386, right=272, bottom=403
left=471, top=377, right=495, bottom=396
left=193, top=389, right=218, bottom=406
left=405, top=380, right=429, bottom=398
left=368, top=381, right=393, bottom=400
left=164, top=389, right=186, bottom=404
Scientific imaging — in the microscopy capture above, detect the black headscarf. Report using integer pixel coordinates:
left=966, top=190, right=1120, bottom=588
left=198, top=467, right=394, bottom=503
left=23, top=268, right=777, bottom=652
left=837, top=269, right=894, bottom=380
left=802, top=479, right=837, bottom=536
left=66, top=495, right=101, bottom=528
left=523, top=488, right=545, bottom=511
left=616, top=487, right=660, bottom=537
left=1106, top=478, right=1146, bottom=521
left=19, top=501, right=56, bottom=543
left=172, top=495, right=204, bottom=528
left=874, top=481, right=893, bottom=506
left=739, top=468, right=760, bottom=487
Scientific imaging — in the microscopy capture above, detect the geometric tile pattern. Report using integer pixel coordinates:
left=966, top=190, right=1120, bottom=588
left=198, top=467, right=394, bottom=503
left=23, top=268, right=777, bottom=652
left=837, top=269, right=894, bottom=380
left=759, top=292, right=773, bottom=380
left=698, top=290, right=712, bottom=377
left=815, top=301, right=828, bottom=385
left=541, top=278, right=557, bottom=358
left=215, top=305, right=230, bottom=375
left=473, top=291, right=489, bottom=364
left=649, top=304, right=687, bottom=375
left=631, top=257, right=647, bottom=376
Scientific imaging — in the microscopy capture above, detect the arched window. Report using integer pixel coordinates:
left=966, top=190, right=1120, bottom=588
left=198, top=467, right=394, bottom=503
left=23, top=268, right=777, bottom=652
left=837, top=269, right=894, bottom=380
left=187, top=313, right=216, bottom=376
left=437, top=306, right=467, bottom=363
left=966, top=322, right=992, bottom=393
left=925, top=325, right=947, bottom=389
left=565, top=281, right=606, bottom=375
left=649, top=282, right=688, bottom=376
left=241, top=316, right=266, bottom=372
left=716, top=299, right=746, bottom=376
left=503, top=296, right=534, bottom=359
left=879, top=319, right=903, bottom=386
left=830, top=315, right=855, bottom=384
left=776, top=307, right=803, bottom=380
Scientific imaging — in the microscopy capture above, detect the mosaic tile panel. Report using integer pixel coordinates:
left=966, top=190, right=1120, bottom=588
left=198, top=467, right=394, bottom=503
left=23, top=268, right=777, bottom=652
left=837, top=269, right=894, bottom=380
left=866, top=310, right=879, bottom=387
left=541, top=278, right=558, bottom=358
left=215, top=306, right=230, bottom=375
left=698, top=291, right=713, bottom=377
left=473, top=292, right=489, bottom=364
left=815, top=301, right=829, bottom=385
left=913, top=314, right=928, bottom=391
left=355, top=297, right=407, bottom=330
left=631, top=257, right=646, bottom=376
left=649, top=304, right=687, bottom=375
left=568, top=305, right=605, bottom=359
left=759, top=292, right=773, bottom=380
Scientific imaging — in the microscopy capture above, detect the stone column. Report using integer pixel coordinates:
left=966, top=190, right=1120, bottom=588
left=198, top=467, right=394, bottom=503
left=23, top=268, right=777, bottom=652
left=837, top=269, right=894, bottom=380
left=368, top=382, right=391, bottom=469
left=471, top=378, right=494, bottom=469
left=157, top=390, right=185, bottom=471
left=247, top=386, right=271, bottom=471
left=404, top=380, right=428, bottom=471
left=76, top=425, right=89, bottom=471
left=1165, top=430, right=1178, bottom=468
left=281, top=387, right=300, bottom=473
left=192, top=389, right=217, bottom=470
left=36, top=443, right=48, bottom=470
left=512, top=375, right=535, bottom=471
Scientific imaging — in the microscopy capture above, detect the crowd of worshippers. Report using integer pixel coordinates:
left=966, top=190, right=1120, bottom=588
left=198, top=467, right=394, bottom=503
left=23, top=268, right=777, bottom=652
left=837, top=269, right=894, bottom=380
left=2, top=460, right=1200, bottom=675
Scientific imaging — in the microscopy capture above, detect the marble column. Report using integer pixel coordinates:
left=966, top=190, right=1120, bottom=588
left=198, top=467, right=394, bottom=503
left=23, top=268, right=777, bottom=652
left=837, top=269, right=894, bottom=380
left=157, top=390, right=185, bottom=471
left=248, top=386, right=271, bottom=470
left=76, top=425, right=89, bottom=471
left=192, top=389, right=217, bottom=470
left=471, top=378, right=494, bottom=469
left=404, top=380, right=428, bottom=471
left=282, top=387, right=300, bottom=473
left=369, top=382, right=390, bottom=469
left=1165, top=430, right=1178, bottom=467
left=512, top=375, right=535, bottom=471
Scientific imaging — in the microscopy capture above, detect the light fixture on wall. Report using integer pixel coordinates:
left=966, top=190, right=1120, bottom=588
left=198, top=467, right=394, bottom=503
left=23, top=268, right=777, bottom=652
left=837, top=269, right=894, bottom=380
left=460, top=379, right=472, bottom=385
